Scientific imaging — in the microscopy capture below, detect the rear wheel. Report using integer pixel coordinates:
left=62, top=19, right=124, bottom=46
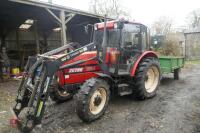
left=50, top=85, right=73, bottom=103
left=174, top=68, right=180, bottom=80
left=75, top=78, right=110, bottom=122
left=134, top=57, right=161, bottom=99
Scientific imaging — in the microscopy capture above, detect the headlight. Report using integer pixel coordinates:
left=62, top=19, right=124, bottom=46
left=114, top=23, right=118, bottom=29
left=94, top=25, right=98, bottom=30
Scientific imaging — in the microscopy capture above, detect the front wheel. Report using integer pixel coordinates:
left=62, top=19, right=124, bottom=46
left=134, top=57, right=161, bottom=100
left=75, top=78, right=110, bottom=122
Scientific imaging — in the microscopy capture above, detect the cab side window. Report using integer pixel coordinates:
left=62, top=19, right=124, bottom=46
left=141, top=26, right=148, bottom=51
left=123, top=32, right=139, bottom=49
left=122, top=24, right=140, bottom=50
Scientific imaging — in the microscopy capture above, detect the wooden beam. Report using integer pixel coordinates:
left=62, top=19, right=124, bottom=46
left=74, top=21, right=90, bottom=26
left=9, top=0, right=109, bottom=20
left=45, top=8, right=61, bottom=24
left=65, top=13, right=74, bottom=18
left=65, top=13, right=75, bottom=24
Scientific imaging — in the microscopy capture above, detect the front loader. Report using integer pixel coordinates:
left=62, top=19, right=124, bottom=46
left=11, top=18, right=161, bottom=132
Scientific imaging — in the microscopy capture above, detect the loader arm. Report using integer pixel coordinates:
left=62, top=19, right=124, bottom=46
left=12, top=42, right=96, bottom=132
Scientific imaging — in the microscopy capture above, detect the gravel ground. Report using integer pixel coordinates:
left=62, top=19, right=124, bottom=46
left=1, top=64, right=200, bottom=133
left=0, top=80, right=20, bottom=133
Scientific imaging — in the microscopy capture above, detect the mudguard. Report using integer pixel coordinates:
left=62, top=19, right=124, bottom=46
left=95, top=73, right=115, bottom=83
left=130, top=51, right=158, bottom=77
left=95, top=72, right=115, bottom=96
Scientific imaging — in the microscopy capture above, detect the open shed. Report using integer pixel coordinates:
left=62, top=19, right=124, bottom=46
left=0, top=0, right=105, bottom=68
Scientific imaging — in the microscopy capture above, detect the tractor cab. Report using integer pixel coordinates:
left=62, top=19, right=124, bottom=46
left=94, top=20, right=150, bottom=75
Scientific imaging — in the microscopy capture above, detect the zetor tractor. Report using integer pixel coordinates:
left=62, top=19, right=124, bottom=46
left=12, top=18, right=160, bottom=132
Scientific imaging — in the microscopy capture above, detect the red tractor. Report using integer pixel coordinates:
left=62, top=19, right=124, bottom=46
left=12, top=18, right=160, bottom=132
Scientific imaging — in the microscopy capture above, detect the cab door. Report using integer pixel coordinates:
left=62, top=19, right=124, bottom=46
left=118, top=23, right=141, bottom=75
left=118, top=24, right=149, bottom=75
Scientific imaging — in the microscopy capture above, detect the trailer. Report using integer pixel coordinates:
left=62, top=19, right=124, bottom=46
left=159, top=56, right=185, bottom=80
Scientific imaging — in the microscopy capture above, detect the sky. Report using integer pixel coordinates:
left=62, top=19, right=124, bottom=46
left=40, top=0, right=200, bottom=28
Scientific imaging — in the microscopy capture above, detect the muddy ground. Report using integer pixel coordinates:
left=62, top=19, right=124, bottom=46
left=1, top=63, right=200, bottom=133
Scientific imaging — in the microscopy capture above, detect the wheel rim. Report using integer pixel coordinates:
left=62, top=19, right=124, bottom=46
left=89, top=87, right=107, bottom=115
left=58, top=87, right=70, bottom=97
left=145, top=66, right=159, bottom=93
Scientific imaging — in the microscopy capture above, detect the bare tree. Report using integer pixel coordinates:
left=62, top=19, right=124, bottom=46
left=151, top=16, right=173, bottom=35
left=187, top=9, right=200, bottom=28
left=89, top=0, right=130, bottom=19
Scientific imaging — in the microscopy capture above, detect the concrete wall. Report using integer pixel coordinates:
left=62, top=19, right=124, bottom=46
left=185, top=33, right=200, bottom=60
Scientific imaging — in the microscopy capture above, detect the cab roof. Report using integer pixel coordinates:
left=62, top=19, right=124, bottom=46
left=95, top=19, right=147, bottom=30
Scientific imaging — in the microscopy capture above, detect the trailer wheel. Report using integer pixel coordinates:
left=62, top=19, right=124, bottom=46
left=75, top=78, right=110, bottom=122
left=134, top=57, right=161, bottom=100
left=50, top=85, right=73, bottom=103
left=174, top=68, right=180, bottom=80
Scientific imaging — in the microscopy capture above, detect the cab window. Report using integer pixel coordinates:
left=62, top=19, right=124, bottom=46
left=122, top=24, right=141, bottom=50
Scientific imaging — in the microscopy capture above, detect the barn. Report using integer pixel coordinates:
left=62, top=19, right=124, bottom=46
left=0, top=0, right=105, bottom=70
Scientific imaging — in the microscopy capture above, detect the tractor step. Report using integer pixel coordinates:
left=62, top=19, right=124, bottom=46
left=118, top=84, right=133, bottom=96
left=109, top=68, right=130, bottom=76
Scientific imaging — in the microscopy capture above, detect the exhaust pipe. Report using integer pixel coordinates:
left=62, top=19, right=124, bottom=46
left=102, top=14, right=107, bottom=63
left=100, top=15, right=109, bottom=73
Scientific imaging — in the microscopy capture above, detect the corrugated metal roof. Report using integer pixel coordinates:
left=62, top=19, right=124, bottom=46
left=9, top=0, right=112, bottom=19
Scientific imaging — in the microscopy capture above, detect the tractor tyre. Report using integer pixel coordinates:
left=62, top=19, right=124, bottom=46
left=50, top=85, right=73, bottom=103
left=134, top=57, right=161, bottom=100
left=75, top=78, right=110, bottom=122
left=174, top=68, right=180, bottom=80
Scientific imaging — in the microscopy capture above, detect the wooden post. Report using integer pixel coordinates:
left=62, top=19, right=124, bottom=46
left=16, top=29, right=20, bottom=51
left=1, top=34, right=6, bottom=48
left=34, top=20, right=40, bottom=54
left=46, top=9, right=75, bottom=46
left=60, top=10, right=67, bottom=46
left=16, top=29, right=22, bottom=68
